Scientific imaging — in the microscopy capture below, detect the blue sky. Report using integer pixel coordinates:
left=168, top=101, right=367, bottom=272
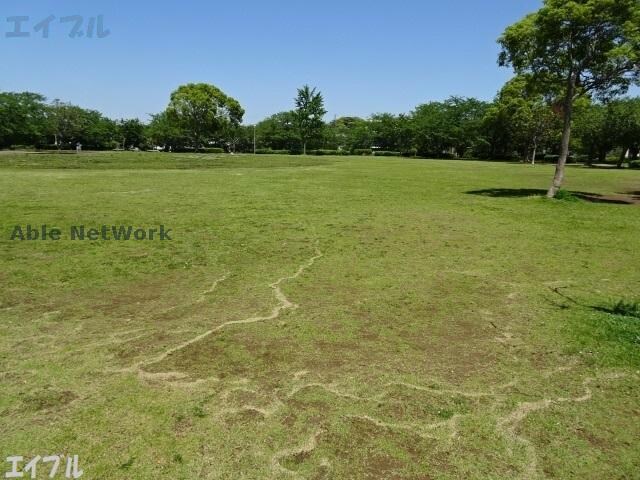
left=2, top=0, right=542, bottom=124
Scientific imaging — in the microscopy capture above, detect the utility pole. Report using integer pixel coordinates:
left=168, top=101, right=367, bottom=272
left=253, top=124, right=257, bottom=154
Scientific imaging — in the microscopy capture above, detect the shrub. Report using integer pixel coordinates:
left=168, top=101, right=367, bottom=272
left=554, top=189, right=579, bottom=201
left=308, top=149, right=345, bottom=156
left=352, top=149, right=372, bottom=156
left=544, top=154, right=578, bottom=163
left=401, top=149, right=418, bottom=158
left=255, top=149, right=290, bottom=155
left=106, top=140, right=120, bottom=150
left=9, top=145, right=36, bottom=151
left=372, top=151, right=401, bottom=157
left=201, top=147, right=224, bottom=154
left=629, top=160, right=640, bottom=169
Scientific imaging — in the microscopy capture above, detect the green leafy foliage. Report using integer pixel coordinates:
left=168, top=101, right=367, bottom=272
left=0, top=92, right=49, bottom=148
left=480, top=75, right=560, bottom=161
left=293, top=85, right=327, bottom=154
left=352, top=148, right=373, bottom=156
left=499, top=0, right=640, bottom=195
left=255, top=148, right=291, bottom=155
left=255, top=111, right=298, bottom=152
left=412, top=97, right=490, bottom=158
left=166, top=83, right=244, bottom=151
left=117, top=118, right=146, bottom=150
left=372, top=151, right=401, bottom=157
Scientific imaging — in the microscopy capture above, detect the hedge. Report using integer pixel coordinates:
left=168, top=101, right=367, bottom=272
left=372, top=151, right=401, bottom=157
left=255, top=149, right=290, bottom=155
left=307, top=149, right=349, bottom=156
left=352, top=149, right=373, bottom=156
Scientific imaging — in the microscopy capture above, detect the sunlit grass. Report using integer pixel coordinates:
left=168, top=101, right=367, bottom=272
left=0, top=152, right=638, bottom=479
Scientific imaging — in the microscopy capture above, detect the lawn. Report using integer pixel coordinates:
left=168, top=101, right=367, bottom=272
left=0, top=152, right=638, bottom=479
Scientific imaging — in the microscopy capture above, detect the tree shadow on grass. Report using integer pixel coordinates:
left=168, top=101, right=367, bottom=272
left=547, top=287, right=640, bottom=320
left=567, top=163, right=617, bottom=169
left=466, top=188, right=639, bottom=205
left=466, top=188, right=547, bottom=198
left=571, top=192, right=639, bottom=205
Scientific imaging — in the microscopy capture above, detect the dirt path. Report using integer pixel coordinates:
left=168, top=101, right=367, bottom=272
left=117, top=244, right=323, bottom=382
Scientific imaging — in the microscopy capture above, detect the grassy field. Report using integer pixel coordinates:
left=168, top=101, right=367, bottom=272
left=0, top=152, right=638, bottom=479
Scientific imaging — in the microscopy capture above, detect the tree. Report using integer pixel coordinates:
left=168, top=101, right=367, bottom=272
left=146, top=111, right=187, bottom=151
left=0, top=92, right=49, bottom=148
left=325, top=117, right=372, bottom=152
left=293, top=85, right=327, bottom=155
left=607, top=98, right=640, bottom=167
left=369, top=113, right=414, bottom=153
left=572, top=101, right=612, bottom=163
left=166, top=83, right=244, bottom=151
left=117, top=118, right=146, bottom=150
left=47, top=101, right=116, bottom=150
left=255, top=111, right=298, bottom=151
left=499, top=0, right=640, bottom=197
left=411, top=101, right=453, bottom=157
left=478, top=106, right=513, bottom=160
left=48, top=100, right=86, bottom=149
left=77, top=109, right=116, bottom=150
left=223, top=124, right=255, bottom=153
left=442, top=97, right=490, bottom=158
left=487, top=76, right=559, bottom=164
left=412, top=97, right=489, bottom=158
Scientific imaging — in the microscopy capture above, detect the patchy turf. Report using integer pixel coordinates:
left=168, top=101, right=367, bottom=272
left=0, top=152, right=638, bottom=479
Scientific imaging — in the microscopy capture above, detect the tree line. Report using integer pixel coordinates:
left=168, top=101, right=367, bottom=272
left=2, top=80, right=638, bottom=165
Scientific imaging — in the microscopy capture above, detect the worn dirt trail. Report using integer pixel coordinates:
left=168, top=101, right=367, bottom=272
left=114, top=244, right=323, bottom=382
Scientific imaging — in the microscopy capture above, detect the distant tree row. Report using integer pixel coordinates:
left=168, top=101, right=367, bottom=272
left=2, top=81, right=639, bottom=166
left=0, top=92, right=147, bottom=151
left=0, top=83, right=244, bottom=152
left=251, top=84, right=640, bottom=165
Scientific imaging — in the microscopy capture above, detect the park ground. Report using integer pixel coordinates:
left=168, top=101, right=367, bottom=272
left=0, top=152, right=639, bottom=479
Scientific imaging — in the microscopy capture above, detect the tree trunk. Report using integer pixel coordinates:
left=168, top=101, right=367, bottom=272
left=531, top=140, right=538, bottom=166
left=547, top=77, right=576, bottom=198
left=303, top=142, right=307, bottom=155
left=617, top=148, right=627, bottom=168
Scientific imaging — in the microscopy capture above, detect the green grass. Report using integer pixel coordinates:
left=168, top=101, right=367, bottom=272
left=0, top=151, right=332, bottom=169
left=0, top=152, right=639, bottom=479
